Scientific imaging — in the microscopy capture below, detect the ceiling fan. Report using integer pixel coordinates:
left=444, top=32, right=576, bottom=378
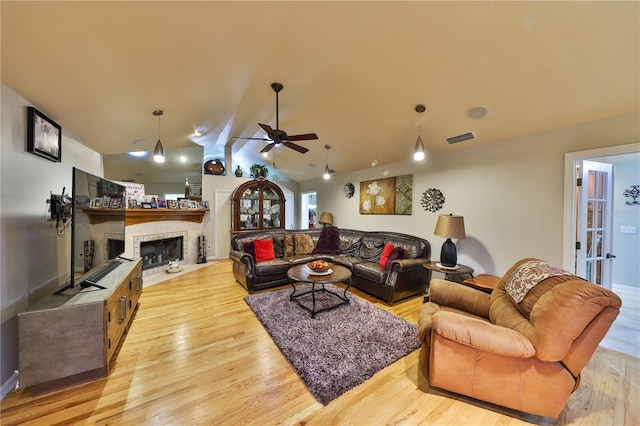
left=233, top=82, right=318, bottom=154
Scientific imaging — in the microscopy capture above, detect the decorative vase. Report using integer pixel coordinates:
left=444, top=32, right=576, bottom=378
left=235, top=166, right=243, bottom=177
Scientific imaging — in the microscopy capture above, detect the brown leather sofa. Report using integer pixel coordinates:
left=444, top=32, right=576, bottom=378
left=418, top=258, right=621, bottom=419
left=229, top=228, right=431, bottom=304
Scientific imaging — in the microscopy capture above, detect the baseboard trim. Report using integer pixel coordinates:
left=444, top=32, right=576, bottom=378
left=1, top=371, right=19, bottom=400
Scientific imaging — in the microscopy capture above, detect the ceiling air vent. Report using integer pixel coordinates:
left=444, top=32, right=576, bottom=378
left=445, top=131, right=476, bottom=145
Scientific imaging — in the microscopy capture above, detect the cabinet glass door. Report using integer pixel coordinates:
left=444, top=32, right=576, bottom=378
left=262, top=187, right=282, bottom=228
left=239, top=187, right=260, bottom=230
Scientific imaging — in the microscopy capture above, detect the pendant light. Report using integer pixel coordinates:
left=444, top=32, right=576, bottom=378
left=413, top=104, right=426, bottom=161
left=323, top=144, right=333, bottom=180
left=153, top=109, right=165, bottom=163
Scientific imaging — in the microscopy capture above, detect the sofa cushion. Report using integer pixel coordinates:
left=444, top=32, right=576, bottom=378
left=354, top=262, right=388, bottom=285
left=312, top=226, right=341, bottom=254
left=284, top=233, right=295, bottom=257
left=273, top=235, right=285, bottom=258
left=294, top=233, right=315, bottom=255
left=358, top=237, right=385, bottom=262
left=255, top=258, right=291, bottom=275
left=379, top=242, right=394, bottom=267
left=254, top=238, right=275, bottom=262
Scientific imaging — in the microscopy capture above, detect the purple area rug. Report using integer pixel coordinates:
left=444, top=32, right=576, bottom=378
left=244, top=284, right=420, bottom=405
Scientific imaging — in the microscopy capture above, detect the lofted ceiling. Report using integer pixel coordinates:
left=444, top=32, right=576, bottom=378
left=2, top=1, right=638, bottom=182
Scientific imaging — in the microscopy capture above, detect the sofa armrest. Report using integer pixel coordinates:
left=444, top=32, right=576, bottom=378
left=389, top=257, right=425, bottom=272
left=430, top=279, right=491, bottom=318
left=432, top=311, right=535, bottom=358
left=229, top=249, right=255, bottom=270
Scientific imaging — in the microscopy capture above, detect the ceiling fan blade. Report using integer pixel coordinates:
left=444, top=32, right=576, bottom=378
left=287, top=133, right=318, bottom=141
left=283, top=142, right=309, bottom=154
left=232, top=136, right=271, bottom=141
left=258, top=123, right=278, bottom=137
left=260, top=143, right=276, bottom=154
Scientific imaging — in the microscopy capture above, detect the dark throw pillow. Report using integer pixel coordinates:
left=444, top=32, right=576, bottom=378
left=243, top=241, right=255, bottom=258
left=254, top=238, right=275, bottom=262
left=385, top=246, right=405, bottom=269
left=312, top=226, right=341, bottom=255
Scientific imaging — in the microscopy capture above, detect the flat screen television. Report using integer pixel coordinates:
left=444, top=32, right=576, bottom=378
left=55, top=167, right=127, bottom=294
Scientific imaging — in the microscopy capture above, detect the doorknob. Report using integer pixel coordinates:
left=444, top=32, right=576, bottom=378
left=606, top=253, right=616, bottom=259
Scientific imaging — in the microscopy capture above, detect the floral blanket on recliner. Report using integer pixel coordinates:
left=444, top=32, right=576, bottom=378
left=505, top=260, right=574, bottom=303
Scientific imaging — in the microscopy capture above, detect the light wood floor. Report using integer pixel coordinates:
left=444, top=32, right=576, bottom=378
left=1, top=259, right=638, bottom=425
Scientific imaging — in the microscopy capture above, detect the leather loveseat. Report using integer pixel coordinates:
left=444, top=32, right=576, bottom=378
left=229, top=228, right=431, bottom=304
left=418, top=258, right=621, bottom=419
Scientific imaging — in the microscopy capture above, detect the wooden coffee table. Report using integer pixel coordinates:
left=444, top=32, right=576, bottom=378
left=286, top=264, right=352, bottom=318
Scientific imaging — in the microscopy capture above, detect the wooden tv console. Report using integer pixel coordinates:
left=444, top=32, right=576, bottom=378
left=18, top=258, right=143, bottom=394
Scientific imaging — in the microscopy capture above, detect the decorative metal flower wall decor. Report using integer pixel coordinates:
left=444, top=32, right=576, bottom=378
left=343, top=182, right=355, bottom=198
left=623, top=185, right=640, bottom=206
left=421, top=188, right=445, bottom=212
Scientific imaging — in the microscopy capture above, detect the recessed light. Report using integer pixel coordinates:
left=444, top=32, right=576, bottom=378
left=128, top=151, right=148, bottom=157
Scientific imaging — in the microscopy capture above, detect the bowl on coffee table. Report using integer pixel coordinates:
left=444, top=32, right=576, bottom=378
left=307, top=260, right=333, bottom=273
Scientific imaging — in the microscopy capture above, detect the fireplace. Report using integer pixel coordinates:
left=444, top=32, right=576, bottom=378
left=133, top=231, right=188, bottom=275
left=139, top=236, right=183, bottom=270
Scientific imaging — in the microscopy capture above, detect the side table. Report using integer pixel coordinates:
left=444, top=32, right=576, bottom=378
left=423, top=261, right=474, bottom=283
left=422, top=261, right=474, bottom=303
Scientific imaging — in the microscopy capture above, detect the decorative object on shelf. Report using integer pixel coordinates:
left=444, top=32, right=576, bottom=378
left=203, top=159, right=225, bottom=175
left=318, top=211, right=334, bottom=226
left=235, top=165, right=243, bottom=177
left=413, top=104, right=426, bottom=161
left=152, top=110, right=165, bottom=163
left=434, top=214, right=466, bottom=268
left=250, top=163, right=269, bottom=179
left=359, top=174, right=413, bottom=215
left=623, top=185, right=639, bottom=206
left=343, top=182, right=355, bottom=198
left=421, top=188, right=445, bottom=212
left=27, top=107, right=62, bottom=162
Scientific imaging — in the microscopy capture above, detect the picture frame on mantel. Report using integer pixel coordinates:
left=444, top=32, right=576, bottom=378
left=27, top=106, right=62, bottom=162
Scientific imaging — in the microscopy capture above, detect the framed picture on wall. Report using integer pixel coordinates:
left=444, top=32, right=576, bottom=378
left=27, top=107, right=62, bottom=162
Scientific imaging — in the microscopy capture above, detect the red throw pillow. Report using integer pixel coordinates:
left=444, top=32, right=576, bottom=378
left=253, top=238, right=275, bottom=262
left=379, top=242, right=394, bottom=268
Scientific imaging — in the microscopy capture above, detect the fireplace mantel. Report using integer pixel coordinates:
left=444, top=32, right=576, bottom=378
left=82, top=208, right=208, bottom=226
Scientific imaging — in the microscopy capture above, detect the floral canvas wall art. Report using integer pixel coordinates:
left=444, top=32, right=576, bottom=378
left=359, top=174, right=413, bottom=215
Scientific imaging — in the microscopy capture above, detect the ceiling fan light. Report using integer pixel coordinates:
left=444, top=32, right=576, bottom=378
left=413, top=135, right=425, bottom=161
left=153, top=139, right=165, bottom=163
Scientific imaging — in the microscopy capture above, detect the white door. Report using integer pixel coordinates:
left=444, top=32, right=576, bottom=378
left=576, top=160, right=614, bottom=288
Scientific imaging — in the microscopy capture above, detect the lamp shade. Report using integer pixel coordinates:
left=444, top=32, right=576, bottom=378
left=434, top=214, right=465, bottom=239
left=153, top=139, right=165, bottom=163
left=318, top=211, right=333, bottom=226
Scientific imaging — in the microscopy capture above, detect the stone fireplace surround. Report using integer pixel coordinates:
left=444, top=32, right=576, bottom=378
left=123, top=220, right=203, bottom=276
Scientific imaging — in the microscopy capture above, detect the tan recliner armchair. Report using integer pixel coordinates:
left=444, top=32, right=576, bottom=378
left=418, top=258, right=621, bottom=419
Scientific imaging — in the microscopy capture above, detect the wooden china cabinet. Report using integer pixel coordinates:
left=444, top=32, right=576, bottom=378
left=230, top=179, right=285, bottom=233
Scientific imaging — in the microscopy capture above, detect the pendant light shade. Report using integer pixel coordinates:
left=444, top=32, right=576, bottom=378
left=413, top=104, right=426, bottom=161
left=323, top=144, right=333, bottom=180
left=153, top=109, right=165, bottom=163
left=153, top=139, right=165, bottom=163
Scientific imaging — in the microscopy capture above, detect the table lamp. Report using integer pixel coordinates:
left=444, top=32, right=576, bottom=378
left=434, top=214, right=465, bottom=267
left=318, top=212, right=333, bottom=227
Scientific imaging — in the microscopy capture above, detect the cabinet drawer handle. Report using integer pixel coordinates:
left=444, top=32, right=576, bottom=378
left=119, top=296, right=127, bottom=323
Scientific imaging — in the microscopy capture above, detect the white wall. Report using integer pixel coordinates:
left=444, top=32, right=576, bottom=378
left=1, top=84, right=102, bottom=391
left=300, top=112, right=640, bottom=278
